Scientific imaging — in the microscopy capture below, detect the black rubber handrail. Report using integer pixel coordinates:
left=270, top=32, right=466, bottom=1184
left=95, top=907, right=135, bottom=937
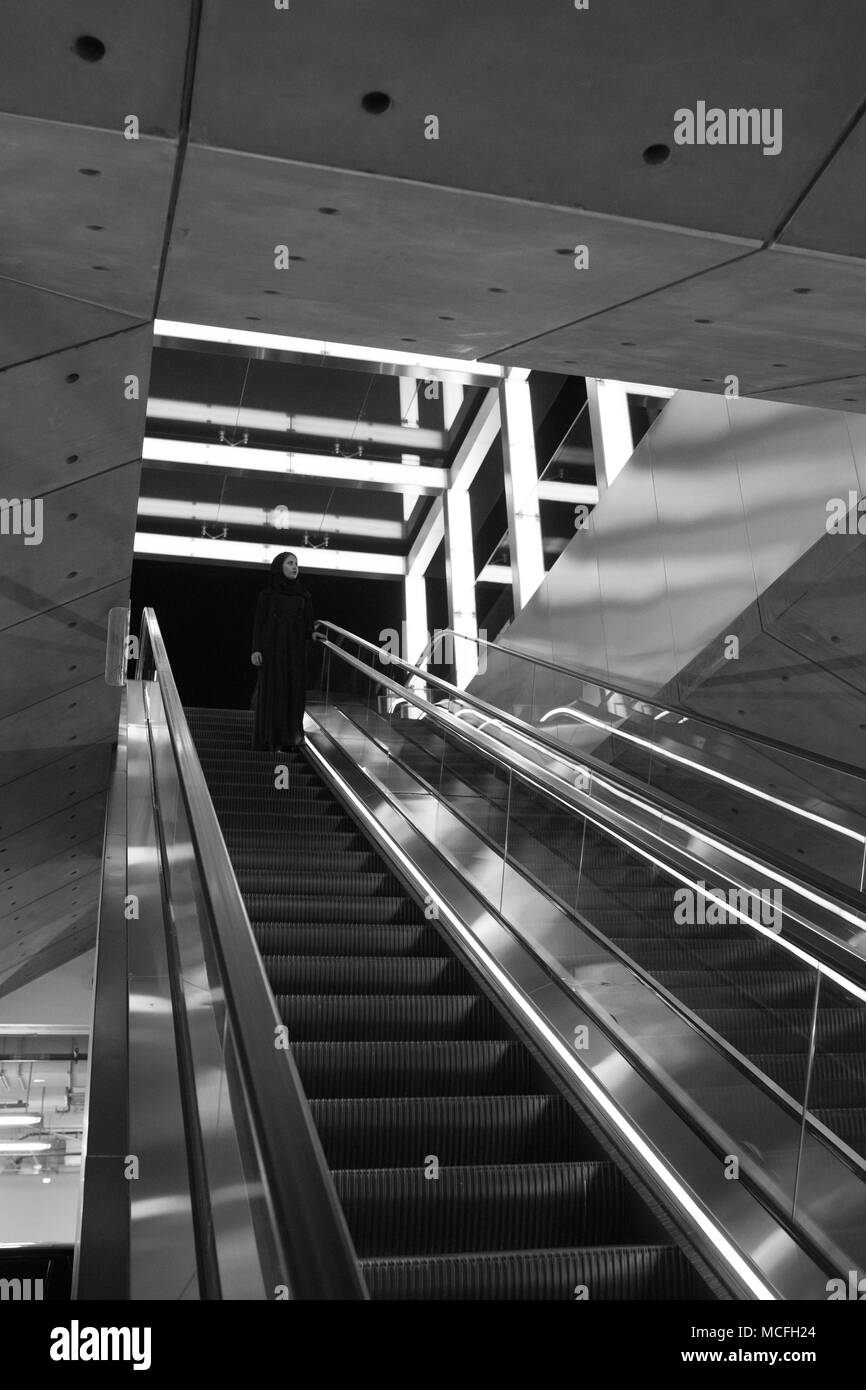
left=140, top=609, right=367, bottom=1300
left=433, top=627, right=866, bottom=788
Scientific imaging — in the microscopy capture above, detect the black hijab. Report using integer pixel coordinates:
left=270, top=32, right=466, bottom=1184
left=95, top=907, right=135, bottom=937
left=269, top=551, right=308, bottom=596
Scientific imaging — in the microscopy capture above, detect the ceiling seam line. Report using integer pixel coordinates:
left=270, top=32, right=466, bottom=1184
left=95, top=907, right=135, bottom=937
left=0, top=321, right=154, bottom=377
left=475, top=248, right=763, bottom=360
left=152, top=0, right=205, bottom=317
left=764, top=99, right=866, bottom=247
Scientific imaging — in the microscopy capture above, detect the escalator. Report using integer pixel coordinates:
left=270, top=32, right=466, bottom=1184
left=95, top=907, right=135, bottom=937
left=184, top=705, right=716, bottom=1301
left=374, top=715, right=866, bottom=1159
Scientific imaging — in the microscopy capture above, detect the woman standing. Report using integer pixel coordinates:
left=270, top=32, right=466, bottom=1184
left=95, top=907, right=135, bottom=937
left=251, top=551, right=313, bottom=750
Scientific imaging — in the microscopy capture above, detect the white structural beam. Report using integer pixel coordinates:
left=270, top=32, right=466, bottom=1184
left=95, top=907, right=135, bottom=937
left=407, top=387, right=498, bottom=578
left=147, top=398, right=447, bottom=452
left=478, top=563, right=512, bottom=585
left=154, top=320, right=506, bottom=387
left=499, top=371, right=544, bottom=614
left=135, top=532, right=405, bottom=577
left=612, top=380, right=677, bottom=399
left=143, top=437, right=446, bottom=494
left=137, top=497, right=405, bottom=542
left=399, top=377, right=427, bottom=663
left=443, top=487, right=478, bottom=686
left=536, top=481, right=599, bottom=505
left=586, top=378, right=634, bottom=496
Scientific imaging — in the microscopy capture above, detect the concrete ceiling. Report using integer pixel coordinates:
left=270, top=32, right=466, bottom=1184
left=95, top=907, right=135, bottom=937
left=0, top=2, right=183, bottom=991
left=5, top=0, right=866, bottom=988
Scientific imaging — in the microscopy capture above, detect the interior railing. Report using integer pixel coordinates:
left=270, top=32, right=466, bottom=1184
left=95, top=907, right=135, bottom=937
left=412, top=627, right=866, bottom=897
left=77, top=608, right=366, bottom=1300
left=314, top=619, right=866, bottom=1282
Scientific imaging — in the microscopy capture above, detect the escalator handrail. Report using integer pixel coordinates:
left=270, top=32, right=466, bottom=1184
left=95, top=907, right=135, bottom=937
left=138, top=609, right=367, bottom=1300
left=314, top=620, right=866, bottom=895
left=428, top=626, right=866, bottom=789
left=314, top=622, right=866, bottom=973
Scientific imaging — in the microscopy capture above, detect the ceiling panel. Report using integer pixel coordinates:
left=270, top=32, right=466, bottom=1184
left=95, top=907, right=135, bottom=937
left=0, top=745, right=111, bottom=843
left=1, top=324, right=153, bottom=496
left=190, top=0, right=866, bottom=244
left=1, top=0, right=191, bottom=135
left=160, top=148, right=750, bottom=358
left=0, top=871, right=99, bottom=987
left=0, top=465, right=141, bottom=630
left=0, top=116, right=176, bottom=318
left=0, top=584, right=128, bottom=721
left=0, top=796, right=105, bottom=879
left=780, top=115, right=866, bottom=259
left=0, top=681, right=121, bottom=786
left=0, top=277, right=138, bottom=372
left=492, top=246, right=866, bottom=407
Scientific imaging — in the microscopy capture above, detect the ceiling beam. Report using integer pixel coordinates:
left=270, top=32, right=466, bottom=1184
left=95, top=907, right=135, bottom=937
left=154, top=320, right=506, bottom=388
left=135, top=533, right=407, bottom=577
left=143, top=437, right=448, bottom=494
left=147, top=398, right=447, bottom=452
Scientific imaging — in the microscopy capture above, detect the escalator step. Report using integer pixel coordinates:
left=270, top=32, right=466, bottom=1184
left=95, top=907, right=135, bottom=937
left=263, top=954, right=465, bottom=993
left=309, top=1094, right=588, bottom=1167
left=290, top=1039, right=545, bottom=1098
left=276, top=993, right=511, bottom=1041
left=255, top=923, right=447, bottom=956
left=614, top=939, right=799, bottom=972
left=752, top=1053, right=866, bottom=1108
left=650, top=971, right=818, bottom=1009
left=696, top=1009, right=864, bottom=1055
left=238, top=870, right=402, bottom=897
left=360, top=1245, right=703, bottom=1300
left=231, top=848, right=379, bottom=872
left=225, top=831, right=364, bottom=853
left=250, top=895, right=424, bottom=925
left=332, top=1162, right=629, bottom=1255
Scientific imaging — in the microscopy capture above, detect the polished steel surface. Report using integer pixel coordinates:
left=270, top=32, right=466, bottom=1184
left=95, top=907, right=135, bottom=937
left=315, top=625, right=866, bottom=976
left=125, top=684, right=200, bottom=1301
left=312, top=633, right=866, bottom=1293
left=138, top=609, right=367, bottom=1301
left=469, top=385, right=866, bottom=739
left=74, top=693, right=132, bottom=1300
left=305, top=705, right=836, bottom=1299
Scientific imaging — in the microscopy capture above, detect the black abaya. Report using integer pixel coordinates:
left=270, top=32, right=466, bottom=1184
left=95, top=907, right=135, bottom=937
left=251, top=565, right=313, bottom=750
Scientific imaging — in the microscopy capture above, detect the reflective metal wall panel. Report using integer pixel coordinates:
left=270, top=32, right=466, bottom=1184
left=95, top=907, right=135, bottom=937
left=471, top=391, right=866, bottom=767
left=730, top=397, right=859, bottom=603
left=649, top=392, right=755, bottom=679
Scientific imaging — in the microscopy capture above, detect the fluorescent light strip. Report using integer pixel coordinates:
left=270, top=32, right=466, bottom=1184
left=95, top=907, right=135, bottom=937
left=134, top=533, right=406, bottom=575
left=137, top=497, right=405, bottom=542
left=143, top=437, right=447, bottom=491
left=154, top=319, right=505, bottom=378
left=146, top=399, right=447, bottom=452
left=541, top=705, right=865, bottom=845
left=303, top=735, right=775, bottom=1300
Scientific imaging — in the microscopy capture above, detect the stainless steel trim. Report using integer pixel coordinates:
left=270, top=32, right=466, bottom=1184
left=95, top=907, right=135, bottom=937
left=74, top=690, right=132, bottom=1300
left=316, top=631, right=866, bottom=983
left=315, top=625, right=866, bottom=973
left=453, top=627, right=866, bottom=787
left=139, top=609, right=367, bottom=1301
left=304, top=712, right=839, bottom=1300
